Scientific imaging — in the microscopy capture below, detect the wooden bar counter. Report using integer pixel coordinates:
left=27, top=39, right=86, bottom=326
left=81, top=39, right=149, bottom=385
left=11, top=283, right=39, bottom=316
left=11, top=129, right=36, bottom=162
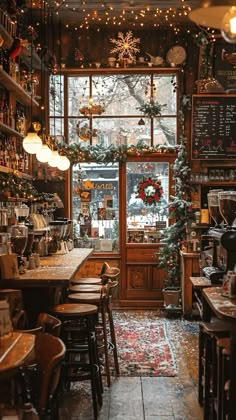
left=0, top=248, right=93, bottom=326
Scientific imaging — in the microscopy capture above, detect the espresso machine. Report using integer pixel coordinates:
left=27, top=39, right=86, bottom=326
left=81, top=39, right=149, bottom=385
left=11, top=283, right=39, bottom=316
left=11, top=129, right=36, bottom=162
left=201, top=190, right=236, bottom=283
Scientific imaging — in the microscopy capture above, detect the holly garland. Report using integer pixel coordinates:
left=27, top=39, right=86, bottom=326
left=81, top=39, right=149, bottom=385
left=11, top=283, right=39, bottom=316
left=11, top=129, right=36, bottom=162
left=58, top=141, right=177, bottom=165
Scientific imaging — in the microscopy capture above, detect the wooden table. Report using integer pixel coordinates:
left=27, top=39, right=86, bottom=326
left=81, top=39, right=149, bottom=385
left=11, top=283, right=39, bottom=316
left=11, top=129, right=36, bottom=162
left=202, top=287, right=236, bottom=420
left=0, top=248, right=93, bottom=326
left=0, top=332, right=35, bottom=380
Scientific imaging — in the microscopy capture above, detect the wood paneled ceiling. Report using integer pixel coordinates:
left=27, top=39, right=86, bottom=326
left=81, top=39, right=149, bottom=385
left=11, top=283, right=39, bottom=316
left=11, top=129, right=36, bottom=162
left=31, top=0, right=200, bottom=31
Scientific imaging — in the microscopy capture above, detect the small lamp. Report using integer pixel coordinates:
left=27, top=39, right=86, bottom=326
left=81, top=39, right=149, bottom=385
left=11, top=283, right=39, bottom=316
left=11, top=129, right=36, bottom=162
left=221, top=7, right=236, bottom=43
left=57, top=155, right=70, bottom=171
left=48, top=150, right=60, bottom=167
left=189, top=0, right=235, bottom=29
left=22, top=124, right=42, bottom=154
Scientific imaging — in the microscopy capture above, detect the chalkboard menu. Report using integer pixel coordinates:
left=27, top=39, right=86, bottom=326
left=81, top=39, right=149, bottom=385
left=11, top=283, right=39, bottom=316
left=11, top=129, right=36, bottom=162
left=191, top=95, right=236, bottom=160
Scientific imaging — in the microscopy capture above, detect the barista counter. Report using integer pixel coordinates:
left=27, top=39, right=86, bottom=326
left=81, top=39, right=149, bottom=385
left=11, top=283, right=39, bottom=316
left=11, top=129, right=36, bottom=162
left=0, top=248, right=93, bottom=326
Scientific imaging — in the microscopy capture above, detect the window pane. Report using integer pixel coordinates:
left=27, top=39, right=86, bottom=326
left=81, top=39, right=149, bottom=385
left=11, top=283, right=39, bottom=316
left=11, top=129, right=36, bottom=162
left=92, top=74, right=150, bottom=116
left=126, top=161, right=169, bottom=243
left=91, top=117, right=151, bottom=146
left=153, top=75, right=177, bottom=115
left=68, top=76, right=90, bottom=115
left=153, top=117, right=177, bottom=146
left=49, top=75, right=64, bottom=116
left=72, top=163, right=119, bottom=251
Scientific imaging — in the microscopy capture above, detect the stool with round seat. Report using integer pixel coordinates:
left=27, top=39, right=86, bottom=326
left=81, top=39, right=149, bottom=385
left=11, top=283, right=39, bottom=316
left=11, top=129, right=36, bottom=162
left=67, top=268, right=120, bottom=387
left=51, top=302, right=103, bottom=419
left=71, top=262, right=110, bottom=286
left=69, top=284, right=103, bottom=294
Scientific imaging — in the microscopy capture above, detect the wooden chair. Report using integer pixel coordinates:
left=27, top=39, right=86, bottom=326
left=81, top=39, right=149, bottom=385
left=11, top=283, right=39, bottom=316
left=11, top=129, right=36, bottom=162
left=21, top=332, right=66, bottom=420
left=36, top=313, right=62, bottom=337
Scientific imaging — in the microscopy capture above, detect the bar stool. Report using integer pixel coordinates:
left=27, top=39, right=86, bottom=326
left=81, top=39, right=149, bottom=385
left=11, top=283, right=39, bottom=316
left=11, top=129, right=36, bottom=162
left=67, top=269, right=120, bottom=387
left=71, top=262, right=110, bottom=286
left=69, top=284, right=103, bottom=294
left=216, top=337, right=231, bottom=420
left=51, top=302, right=103, bottom=419
left=198, top=319, right=231, bottom=419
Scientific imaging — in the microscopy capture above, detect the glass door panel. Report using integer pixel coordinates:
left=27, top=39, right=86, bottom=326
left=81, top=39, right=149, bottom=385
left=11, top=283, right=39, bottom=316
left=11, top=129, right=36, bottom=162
left=126, top=161, right=169, bottom=244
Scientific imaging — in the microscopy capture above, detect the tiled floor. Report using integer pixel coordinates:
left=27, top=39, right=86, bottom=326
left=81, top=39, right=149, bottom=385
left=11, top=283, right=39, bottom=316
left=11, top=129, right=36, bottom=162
left=59, top=311, right=203, bottom=420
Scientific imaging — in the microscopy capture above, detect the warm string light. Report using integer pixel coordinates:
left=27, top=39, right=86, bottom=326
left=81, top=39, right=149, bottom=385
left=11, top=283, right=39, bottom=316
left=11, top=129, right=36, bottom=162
left=32, top=0, right=193, bottom=32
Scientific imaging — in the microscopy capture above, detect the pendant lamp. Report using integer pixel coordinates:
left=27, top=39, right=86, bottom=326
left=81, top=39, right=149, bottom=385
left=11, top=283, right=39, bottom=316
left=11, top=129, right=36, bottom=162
left=57, top=155, right=70, bottom=171
left=48, top=150, right=60, bottom=167
left=36, top=143, right=52, bottom=162
left=189, top=0, right=235, bottom=29
left=23, top=124, right=42, bottom=154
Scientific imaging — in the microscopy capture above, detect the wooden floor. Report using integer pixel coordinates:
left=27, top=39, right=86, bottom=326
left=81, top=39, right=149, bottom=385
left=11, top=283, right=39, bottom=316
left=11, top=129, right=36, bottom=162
left=59, top=311, right=203, bottom=420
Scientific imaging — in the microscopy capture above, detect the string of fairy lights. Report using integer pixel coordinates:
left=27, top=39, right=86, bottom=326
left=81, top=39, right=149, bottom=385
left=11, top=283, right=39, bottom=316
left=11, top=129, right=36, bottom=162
left=28, top=0, right=194, bottom=34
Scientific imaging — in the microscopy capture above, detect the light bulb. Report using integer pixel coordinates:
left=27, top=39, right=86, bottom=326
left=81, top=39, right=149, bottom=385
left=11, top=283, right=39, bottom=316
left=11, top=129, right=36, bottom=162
left=57, top=155, right=70, bottom=171
left=48, top=150, right=60, bottom=167
left=221, top=7, right=236, bottom=44
left=23, top=131, right=42, bottom=154
left=36, top=144, right=52, bottom=163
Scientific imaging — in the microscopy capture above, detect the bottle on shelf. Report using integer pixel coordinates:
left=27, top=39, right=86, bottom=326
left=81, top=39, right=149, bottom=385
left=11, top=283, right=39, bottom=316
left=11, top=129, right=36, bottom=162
left=3, top=99, right=9, bottom=126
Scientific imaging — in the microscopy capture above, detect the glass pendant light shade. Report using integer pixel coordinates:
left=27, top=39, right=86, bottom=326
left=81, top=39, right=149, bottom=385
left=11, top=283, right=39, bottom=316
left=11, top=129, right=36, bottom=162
left=57, top=155, right=70, bottom=171
left=36, top=144, right=52, bottom=163
left=189, top=1, right=235, bottom=29
left=48, top=150, right=60, bottom=167
left=23, top=125, right=42, bottom=154
left=221, top=7, right=236, bottom=43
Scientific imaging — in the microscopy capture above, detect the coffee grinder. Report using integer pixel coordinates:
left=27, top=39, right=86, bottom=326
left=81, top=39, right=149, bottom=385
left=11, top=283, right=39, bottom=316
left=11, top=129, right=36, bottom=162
left=8, top=204, right=29, bottom=273
left=218, top=191, right=236, bottom=272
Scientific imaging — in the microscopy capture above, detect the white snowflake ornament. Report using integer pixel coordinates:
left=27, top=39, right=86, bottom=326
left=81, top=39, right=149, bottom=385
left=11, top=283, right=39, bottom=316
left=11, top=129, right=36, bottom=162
left=110, top=31, right=140, bottom=63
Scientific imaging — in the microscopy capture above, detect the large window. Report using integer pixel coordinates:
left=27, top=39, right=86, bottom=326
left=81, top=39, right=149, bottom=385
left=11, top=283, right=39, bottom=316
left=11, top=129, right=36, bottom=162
left=49, top=71, right=178, bottom=250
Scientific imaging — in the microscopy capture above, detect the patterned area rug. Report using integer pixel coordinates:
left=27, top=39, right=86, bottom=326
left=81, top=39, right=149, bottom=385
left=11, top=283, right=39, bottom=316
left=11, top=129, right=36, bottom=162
left=112, top=311, right=177, bottom=377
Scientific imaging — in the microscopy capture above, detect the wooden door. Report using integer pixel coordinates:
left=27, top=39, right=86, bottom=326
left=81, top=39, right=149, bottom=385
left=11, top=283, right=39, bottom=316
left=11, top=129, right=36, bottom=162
left=119, top=155, right=175, bottom=308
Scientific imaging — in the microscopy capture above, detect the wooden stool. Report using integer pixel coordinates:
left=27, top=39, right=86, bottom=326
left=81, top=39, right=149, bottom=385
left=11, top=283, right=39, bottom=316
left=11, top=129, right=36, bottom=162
left=68, top=284, right=103, bottom=294
left=51, top=303, right=103, bottom=419
left=216, top=337, right=231, bottom=420
left=71, top=262, right=110, bottom=286
left=198, top=320, right=231, bottom=419
left=67, top=270, right=120, bottom=387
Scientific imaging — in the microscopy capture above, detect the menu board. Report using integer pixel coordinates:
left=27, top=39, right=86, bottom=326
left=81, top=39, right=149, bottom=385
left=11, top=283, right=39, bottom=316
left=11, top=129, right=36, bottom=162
left=191, top=95, right=236, bottom=160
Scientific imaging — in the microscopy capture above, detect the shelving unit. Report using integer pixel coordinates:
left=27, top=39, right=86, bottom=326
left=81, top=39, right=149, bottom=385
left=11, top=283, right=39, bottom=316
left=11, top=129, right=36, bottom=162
left=0, top=68, right=39, bottom=107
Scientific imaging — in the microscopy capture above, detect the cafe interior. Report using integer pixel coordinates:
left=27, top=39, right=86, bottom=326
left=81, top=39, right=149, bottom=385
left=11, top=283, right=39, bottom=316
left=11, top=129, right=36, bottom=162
left=1, top=0, right=236, bottom=419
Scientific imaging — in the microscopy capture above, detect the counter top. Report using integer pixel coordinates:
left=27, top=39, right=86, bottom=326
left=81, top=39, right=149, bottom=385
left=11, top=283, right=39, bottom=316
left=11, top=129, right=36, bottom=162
left=203, top=286, right=236, bottom=320
left=0, top=248, right=93, bottom=288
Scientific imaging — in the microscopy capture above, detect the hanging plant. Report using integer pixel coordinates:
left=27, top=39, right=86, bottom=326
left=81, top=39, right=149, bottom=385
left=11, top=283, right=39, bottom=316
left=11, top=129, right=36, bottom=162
left=134, top=176, right=164, bottom=206
left=137, top=100, right=166, bottom=118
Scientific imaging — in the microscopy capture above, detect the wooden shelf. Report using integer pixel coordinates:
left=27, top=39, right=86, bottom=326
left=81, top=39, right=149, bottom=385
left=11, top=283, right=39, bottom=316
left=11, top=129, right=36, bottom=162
left=0, top=67, right=39, bottom=107
left=190, top=181, right=236, bottom=186
left=0, top=121, right=23, bottom=137
left=0, top=24, right=43, bottom=70
left=0, top=165, right=32, bottom=180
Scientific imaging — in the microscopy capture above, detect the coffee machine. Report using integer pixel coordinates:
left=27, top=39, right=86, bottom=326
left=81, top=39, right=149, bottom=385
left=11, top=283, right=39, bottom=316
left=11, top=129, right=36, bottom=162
left=201, top=190, right=236, bottom=283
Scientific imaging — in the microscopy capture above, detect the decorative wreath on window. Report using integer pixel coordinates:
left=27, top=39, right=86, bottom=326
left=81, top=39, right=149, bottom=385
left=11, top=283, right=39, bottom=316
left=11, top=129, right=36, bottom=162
left=135, top=177, right=164, bottom=206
